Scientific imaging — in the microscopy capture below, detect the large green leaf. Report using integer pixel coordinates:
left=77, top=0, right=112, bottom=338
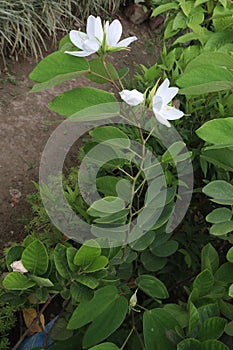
left=22, top=240, right=48, bottom=275
left=89, top=126, right=129, bottom=143
left=84, top=256, right=109, bottom=273
left=87, top=197, right=126, bottom=216
left=143, top=308, right=178, bottom=350
left=198, top=317, right=227, bottom=341
left=49, top=87, right=117, bottom=117
left=67, top=286, right=118, bottom=329
left=141, top=250, right=167, bottom=272
left=210, top=221, right=233, bottom=236
left=86, top=58, right=119, bottom=84
left=29, top=51, right=89, bottom=91
left=74, top=240, right=101, bottom=266
left=2, top=272, right=36, bottom=290
left=82, top=296, right=128, bottom=348
left=136, top=275, right=169, bottom=299
left=215, top=262, right=233, bottom=283
left=201, top=147, right=233, bottom=172
left=177, top=65, right=233, bottom=95
left=185, top=52, right=233, bottom=71
left=151, top=240, right=178, bottom=257
left=75, top=275, right=99, bottom=289
left=206, top=208, right=232, bottom=224
left=196, top=118, right=233, bottom=145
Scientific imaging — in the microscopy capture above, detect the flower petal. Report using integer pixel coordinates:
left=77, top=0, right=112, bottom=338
left=69, top=30, right=88, bottom=50
left=83, top=39, right=100, bottom=52
left=119, top=89, right=144, bottom=106
left=115, top=36, right=137, bottom=48
left=153, top=111, right=171, bottom=127
left=65, top=50, right=96, bottom=57
left=152, top=95, right=163, bottom=112
left=106, top=19, right=122, bottom=46
left=94, top=16, right=103, bottom=42
left=156, top=79, right=179, bottom=105
left=162, top=106, right=184, bottom=120
left=86, top=15, right=97, bottom=38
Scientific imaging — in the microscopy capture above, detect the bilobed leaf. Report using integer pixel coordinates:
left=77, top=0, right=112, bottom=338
left=82, top=296, right=128, bottom=348
left=49, top=87, right=117, bottom=117
left=2, top=272, right=36, bottom=290
left=22, top=240, right=48, bottom=275
left=74, top=240, right=101, bottom=266
left=67, top=286, right=118, bottom=329
left=136, top=274, right=169, bottom=299
left=143, top=308, right=178, bottom=350
left=198, top=317, right=227, bottom=341
left=196, top=118, right=233, bottom=145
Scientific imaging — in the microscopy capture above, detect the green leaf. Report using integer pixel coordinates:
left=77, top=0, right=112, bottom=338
left=206, top=208, right=232, bottom=224
left=84, top=256, right=108, bottom=273
left=193, top=269, right=214, bottom=297
left=152, top=3, right=179, bottom=17
left=54, top=243, right=71, bottom=278
left=70, top=281, right=93, bottom=303
left=6, top=246, right=25, bottom=270
left=215, top=262, right=233, bottom=283
left=186, top=52, right=233, bottom=72
left=151, top=240, right=178, bottom=257
left=177, top=338, right=201, bottom=350
left=224, top=320, right=233, bottom=336
left=177, top=65, right=233, bottom=95
left=188, top=302, right=199, bottom=337
left=210, top=221, right=233, bottom=236
left=89, top=126, right=129, bottom=143
left=227, top=247, right=233, bottom=263
left=202, top=180, right=233, bottom=205
left=87, top=197, right=125, bottom=216
left=68, top=102, right=120, bottom=122
left=198, top=317, right=227, bottom=341
left=86, top=58, right=119, bottom=84
left=82, top=296, right=128, bottom=348
left=30, top=275, right=54, bottom=287
left=51, top=317, right=73, bottom=341
left=49, top=87, right=117, bottom=117
left=2, top=272, right=36, bottom=290
left=89, top=343, right=119, bottom=350
left=75, top=275, right=99, bottom=289
left=130, top=230, right=155, bottom=251
left=30, top=52, right=89, bottom=91
left=164, top=304, right=188, bottom=328
left=200, top=340, right=229, bottom=350
left=136, top=274, right=169, bottom=299
left=201, top=243, right=219, bottom=273
left=22, top=240, right=48, bottom=275
left=74, top=240, right=101, bottom=266
left=201, top=147, right=233, bottom=172
left=196, top=118, right=233, bottom=145
left=143, top=308, right=178, bottom=350
left=141, top=250, right=167, bottom=272
left=67, top=286, right=118, bottom=329
left=66, top=247, right=78, bottom=272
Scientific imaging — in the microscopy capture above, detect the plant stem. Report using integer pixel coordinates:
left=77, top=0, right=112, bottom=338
left=120, top=327, right=134, bottom=349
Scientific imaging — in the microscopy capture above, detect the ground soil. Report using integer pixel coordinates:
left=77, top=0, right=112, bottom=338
left=0, top=15, right=162, bottom=250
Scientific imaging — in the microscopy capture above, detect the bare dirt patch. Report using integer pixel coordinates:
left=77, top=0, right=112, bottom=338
left=0, top=16, right=162, bottom=249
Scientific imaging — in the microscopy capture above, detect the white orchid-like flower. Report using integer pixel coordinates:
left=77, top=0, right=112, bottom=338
left=65, top=15, right=137, bottom=57
left=119, top=78, right=184, bottom=127
left=152, top=78, right=184, bottom=127
left=119, top=89, right=144, bottom=106
left=10, top=260, right=28, bottom=274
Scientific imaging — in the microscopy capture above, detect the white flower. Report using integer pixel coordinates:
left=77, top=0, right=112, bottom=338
left=119, top=89, right=144, bottom=106
left=152, top=78, right=184, bottom=127
left=65, top=15, right=137, bottom=57
left=10, top=260, right=28, bottom=274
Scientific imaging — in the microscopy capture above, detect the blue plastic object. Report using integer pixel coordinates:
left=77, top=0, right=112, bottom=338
left=17, top=317, right=58, bottom=350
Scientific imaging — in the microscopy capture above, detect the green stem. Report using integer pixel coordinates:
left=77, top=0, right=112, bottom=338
left=120, top=327, right=134, bottom=350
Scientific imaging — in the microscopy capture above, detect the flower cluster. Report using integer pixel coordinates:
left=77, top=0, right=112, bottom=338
left=65, top=15, right=137, bottom=57
left=119, top=79, right=184, bottom=127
